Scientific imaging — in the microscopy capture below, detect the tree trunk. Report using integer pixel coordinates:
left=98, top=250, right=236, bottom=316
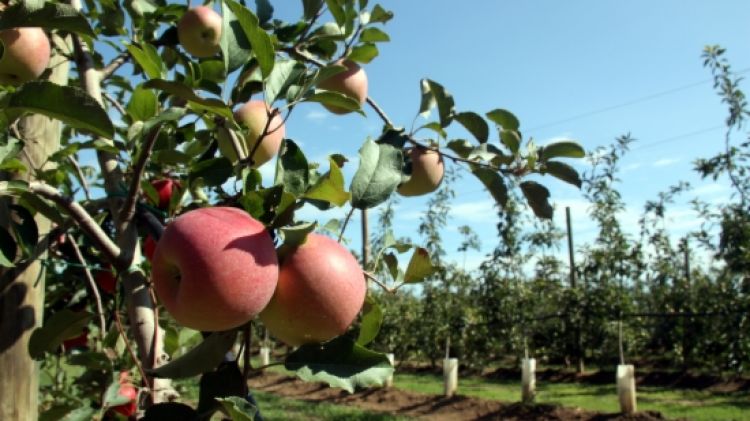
left=0, top=35, right=69, bottom=421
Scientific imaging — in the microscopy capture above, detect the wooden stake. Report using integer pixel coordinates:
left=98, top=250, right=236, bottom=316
left=616, top=364, right=637, bottom=414
left=385, top=353, right=395, bottom=387
left=443, top=358, right=458, bottom=397
left=521, top=358, right=536, bottom=403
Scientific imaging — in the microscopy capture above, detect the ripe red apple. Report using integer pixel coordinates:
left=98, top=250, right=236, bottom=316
left=219, top=100, right=285, bottom=168
left=398, top=147, right=445, bottom=197
left=96, top=265, right=116, bottom=295
left=177, top=6, right=222, bottom=58
left=151, top=207, right=278, bottom=331
left=150, top=178, right=178, bottom=210
left=260, top=233, right=366, bottom=346
left=317, top=59, right=368, bottom=114
left=143, top=235, right=157, bottom=262
left=110, top=374, right=138, bottom=418
left=0, top=27, right=51, bottom=86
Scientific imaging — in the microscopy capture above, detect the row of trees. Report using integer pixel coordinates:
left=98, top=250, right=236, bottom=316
left=368, top=46, right=750, bottom=375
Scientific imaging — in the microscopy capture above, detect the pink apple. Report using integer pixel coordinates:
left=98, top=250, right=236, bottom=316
left=151, top=207, right=278, bottom=331
left=260, top=233, right=366, bottom=346
left=0, top=27, right=50, bottom=86
left=177, top=6, right=222, bottom=58
left=398, top=147, right=445, bottom=196
left=317, top=59, right=368, bottom=114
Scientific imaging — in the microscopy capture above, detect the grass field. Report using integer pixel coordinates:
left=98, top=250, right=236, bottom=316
left=252, top=391, right=410, bottom=421
left=392, top=371, right=750, bottom=421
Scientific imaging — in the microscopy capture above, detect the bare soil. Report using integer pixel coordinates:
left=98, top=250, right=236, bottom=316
left=248, top=372, right=682, bottom=421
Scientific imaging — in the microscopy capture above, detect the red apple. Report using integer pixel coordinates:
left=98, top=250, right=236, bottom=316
left=96, top=265, right=116, bottom=295
left=143, top=235, right=157, bottom=262
left=177, top=6, right=222, bottom=58
left=62, top=330, right=89, bottom=351
left=151, top=207, right=278, bottom=331
left=397, top=147, right=445, bottom=197
left=0, top=27, right=50, bottom=86
left=218, top=100, right=285, bottom=168
left=317, top=59, right=368, bottom=114
left=150, top=179, right=178, bottom=210
left=110, top=376, right=138, bottom=418
left=260, top=233, right=366, bottom=346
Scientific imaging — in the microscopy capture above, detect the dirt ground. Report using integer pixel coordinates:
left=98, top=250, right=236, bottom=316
left=248, top=372, right=682, bottom=421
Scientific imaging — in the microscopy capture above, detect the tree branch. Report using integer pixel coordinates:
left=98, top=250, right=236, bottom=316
left=101, top=52, right=130, bottom=81
left=119, top=125, right=163, bottom=224
left=67, top=234, right=107, bottom=343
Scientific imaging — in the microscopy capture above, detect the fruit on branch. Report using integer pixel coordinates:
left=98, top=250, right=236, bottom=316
left=110, top=372, right=138, bottom=417
left=177, top=6, right=222, bottom=58
left=143, top=235, right=157, bottom=262
left=95, top=265, right=117, bottom=294
left=151, top=207, right=278, bottom=331
left=150, top=178, right=178, bottom=210
left=0, top=27, right=51, bottom=86
left=317, top=59, right=368, bottom=114
left=260, top=233, right=366, bottom=346
left=397, top=147, right=445, bottom=197
left=62, top=329, right=89, bottom=351
left=219, top=100, right=286, bottom=168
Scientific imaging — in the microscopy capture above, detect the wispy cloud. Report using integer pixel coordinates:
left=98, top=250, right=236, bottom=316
left=305, top=110, right=328, bottom=121
left=652, top=157, right=680, bottom=167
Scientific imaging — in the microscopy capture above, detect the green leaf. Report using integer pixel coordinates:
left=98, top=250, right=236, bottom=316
left=143, top=79, right=231, bottom=118
left=60, top=407, right=96, bottom=421
left=28, top=310, right=91, bottom=359
left=418, top=79, right=435, bottom=118
left=454, top=111, right=489, bottom=143
left=539, top=141, right=586, bottom=160
left=357, top=295, right=383, bottom=346
left=224, top=0, right=275, bottom=78
left=325, top=0, right=346, bottom=26
left=189, top=157, right=233, bottom=187
left=264, top=59, right=304, bottom=105
left=7, top=82, right=114, bottom=138
left=446, top=139, right=473, bottom=158
left=424, top=80, right=455, bottom=128
left=216, top=397, right=257, bottom=421
left=275, top=139, right=309, bottom=197
left=221, top=0, right=253, bottom=73
left=0, top=2, right=95, bottom=36
left=368, top=4, right=393, bottom=23
left=280, top=221, right=316, bottom=248
left=149, top=331, right=238, bottom=378
left=0, top=227, right=16, bottom=267
left=520, top=181, right=553, bottom=219
left=471, top=167, right=508, bottom=208
left=255, top=0, right=274, bottom=24
left=359, top=27, right=390, bottom=43
left=544, top=160, right=582, bottom=188
left=348, top=43, right=378, bottom=64
left=486, top=109, right=520, bottom=131
left=125, top=43, right=164, bottom=79
left=350, top=140, right=403, bottom=209
left=404, top=247, right=436, bottom=283
left=285, top=336, right=394, bottom=393
left=0, top=136, right=23, bottom=163
left=126, top=85, right=158, bottom=122
left=306, top=90, right=364, bottom=114
left=500, top=129, right=521, bottom=154
left=303, top=0, right=325, bottom=20
left=304, top=157, right=350, bottom=207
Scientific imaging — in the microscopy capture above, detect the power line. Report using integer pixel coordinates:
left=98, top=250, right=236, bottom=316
left=524, top=67, right=750, bottom=133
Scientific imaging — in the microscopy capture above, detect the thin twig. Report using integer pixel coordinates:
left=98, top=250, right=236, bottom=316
left=365, top=97, right=394, bottom=128
left=102, top=91, right=128, bottom=117
left=243, top=325, right=252, bottom=395
left=100, top=52, right=130, bottom=81
left=68, top=234, right=106, bottom=343
left=114, top=306, right=153, bottom=393
left=119, top=125, right=163, bottom=224
left=68, top=155, right=91, bottom=201
left=364, top=271, right=394, bottom=293
left=338, top=207, right=355, bottom=242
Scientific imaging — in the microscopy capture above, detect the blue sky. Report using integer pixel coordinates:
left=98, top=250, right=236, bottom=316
left=260, top=1, right=750, bottom=270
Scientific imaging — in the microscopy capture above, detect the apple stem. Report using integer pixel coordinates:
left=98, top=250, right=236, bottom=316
left=338, top=207, right=355, bottom=243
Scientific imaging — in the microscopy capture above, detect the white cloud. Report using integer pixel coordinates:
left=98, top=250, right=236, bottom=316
left=305, top=110, right=328, bottom=121
left=622, top=162, right=643, bottom=172
left=652, top=157, right=680, bottom=167
left=693, top=182, right=729, bottom=196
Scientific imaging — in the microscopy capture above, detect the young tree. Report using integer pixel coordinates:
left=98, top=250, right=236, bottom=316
left=0, top=1, right=582, bottom=418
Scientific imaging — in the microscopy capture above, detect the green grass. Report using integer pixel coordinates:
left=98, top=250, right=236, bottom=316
left=251, top=390, right=411, bottom=421
left=392, top=372, right=750, bottom=421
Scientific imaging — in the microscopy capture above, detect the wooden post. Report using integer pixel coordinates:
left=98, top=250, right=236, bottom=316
left=616, top=364, right=637, bottom=414
left=0, top=35, right=69, bottom=421
left=566, top=206, right=584, bottom=373
left=521, top=358, right=536, bottom=403
left=259, top=346, right=270, bottom=367
left=443, top=358, right=458, bottom=397
left=385, top=353, right=395, bottom=387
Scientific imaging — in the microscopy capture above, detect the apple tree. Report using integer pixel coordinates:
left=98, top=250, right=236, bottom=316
left=0, top=0, right=584, bottom=419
